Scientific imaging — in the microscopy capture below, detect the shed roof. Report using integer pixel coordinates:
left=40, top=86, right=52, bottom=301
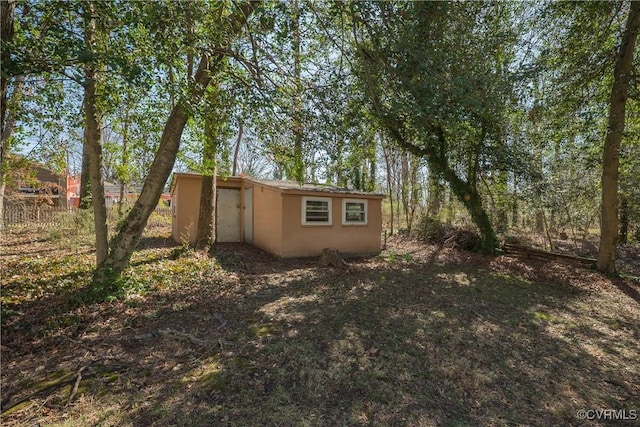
left=170, top=173, right=385, bottom=198
left=249, top=178, right=385, bottom=197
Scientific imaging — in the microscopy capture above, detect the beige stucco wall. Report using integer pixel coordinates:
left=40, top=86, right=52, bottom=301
left=171, top=175, right=245, bottom=246
left=251, top=184, right=284, bottom=256
left=279, top=194, right=383, bottom=258
left=171, top=174, right=202, bottom=245
left=171, top=173, right=383, bottom=256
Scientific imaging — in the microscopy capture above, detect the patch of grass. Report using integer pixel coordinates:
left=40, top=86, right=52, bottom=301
left=532, top=311, right=557, bottom=323
left=249, top=323, right=275, bottom=337
left=1, top=401, right=31, bottom=417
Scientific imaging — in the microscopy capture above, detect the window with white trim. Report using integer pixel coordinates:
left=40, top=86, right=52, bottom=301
left=302, top=197, right=332, bottom=225
left=342, top=199, right=367, bottom=225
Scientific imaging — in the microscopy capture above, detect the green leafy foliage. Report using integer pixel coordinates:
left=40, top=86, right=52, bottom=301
left=3, top=0, right=639, bottom=277
left=349, top=1, right=523, bottom=251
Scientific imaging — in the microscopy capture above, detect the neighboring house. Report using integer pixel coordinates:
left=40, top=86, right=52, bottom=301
left=67, top=179, right=171, bottom=208
left=56, top=178, right=125, bottom=208
left=4, top=159, right=68, bottom=208
left=67, top=175, right=81, bottom=207
left=104, top=181, right=121, bottom=207
left=171, top=173, right=384, bottom=258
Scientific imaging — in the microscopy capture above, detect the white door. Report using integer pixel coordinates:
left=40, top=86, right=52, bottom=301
left=216, top=188, right=241, bottom=242
left=244, top=187, right=253, bottom=244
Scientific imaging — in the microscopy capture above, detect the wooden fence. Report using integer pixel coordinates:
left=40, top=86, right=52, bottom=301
left=2, top=205, right=172, bottom=228
left=502, top=243, right=596, bottom=268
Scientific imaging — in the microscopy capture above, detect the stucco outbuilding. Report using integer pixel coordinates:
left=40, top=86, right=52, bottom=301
left=170, top=173, right=384, bottom=258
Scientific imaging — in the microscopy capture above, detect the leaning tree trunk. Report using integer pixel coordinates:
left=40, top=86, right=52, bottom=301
left=105, top=82, right=209, bottom=274
left=83, top=1, right=109, bottom=265
left=104, top=97, right=202, bottom=275
left=597, top=1, right=640, bottom=274
left=360, top=54, right=498, bottom=252
left=381, top=107, right=497, bottom=252
left=0, top=0, right=16, bottom=231
left=435, top=158, right=497, bottom=253
left=100, top=2, right=255, bottom=277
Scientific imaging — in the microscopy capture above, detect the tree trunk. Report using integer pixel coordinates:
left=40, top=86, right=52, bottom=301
left=196, top=103, right=220, bottom=250
left=408, top=154, right=420, bottom=230
left=541, top=208, right=554, bottom=252
left=400, top=151, right=409, bottom=229
left=618, top=193, right=628, bottom=244
left=231, top=119, right=244, bottom=176
left=535, top=210, right=544, bottom=233
left=334, top=138, right=344, bottom=186
left=511, top=175, right=518, bottom=228
left=291, top=0, right=304, bottom=182
left=0, top=75, right=23, bottom=231
left=382, top=143, right=394, bottom=235
left=1, top=0, right=16, bottom=230
left=377, top=108, right=497, bottom=251
left=1, top=0, right=15, bottom=133
left=103, top=104, right=191, bottom=274
left=196, top=169, right=217, bottom=251
left=360, top=57, right=497, bottom=250
left=399, top=152, right=420, bottom=232
left=597, top=1, right=640, bottom=274
left=100, top=2, right=255, bottom=277
left=427, top=168, right=442, bottom=218
left=79, top=142, right=92, bottom=209
left=436, top=159, right=497, bottom=252
left=83, top=1, right=109, bottom=266
left=367, top=144, right=377, bottom=192
left=118, top=103, right=130, bottom=217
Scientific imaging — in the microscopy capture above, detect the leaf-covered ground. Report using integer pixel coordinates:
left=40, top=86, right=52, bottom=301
left=1, top=226, right=639, bottom=426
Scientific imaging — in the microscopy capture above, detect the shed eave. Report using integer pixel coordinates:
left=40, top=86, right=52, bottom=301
left=278, top=188, right=385, bottom=199
left=245, top=177, right=385, bottom=199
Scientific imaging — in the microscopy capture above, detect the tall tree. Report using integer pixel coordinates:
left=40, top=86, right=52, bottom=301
left=351, top=2, right=518, bottom=252
left=290, top=0, right=304, bottom=182
left=237, top=0, right=371, bottom=184
left=101, top=1, right=256, bottom=277
left=534, top=1, right=639, bottom=270
left=597, top=1, right=640, bottom=273
left=195, top=84, right=231, bottom=250
left=82, top=0, right=108, bottom=264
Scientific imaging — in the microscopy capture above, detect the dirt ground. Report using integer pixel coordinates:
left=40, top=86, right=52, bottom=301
left=1, top=226, right=639, bottom=426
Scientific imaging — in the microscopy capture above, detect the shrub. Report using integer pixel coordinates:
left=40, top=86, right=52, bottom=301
left=449, top=229, right=482, bottom=251
left=414, top=215, right=482, bottom=251
left=48, top=208, right=95, bottom=242
left=415, top=215, right=449, bottom=243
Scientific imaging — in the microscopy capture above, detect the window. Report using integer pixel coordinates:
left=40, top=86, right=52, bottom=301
left=342, top=199, right=367, bottom=225
left=302, top=197, right=332, bottom=225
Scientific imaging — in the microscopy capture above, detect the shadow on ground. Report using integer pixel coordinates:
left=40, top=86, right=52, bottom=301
left=2, top=240, right=639, bottom=426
